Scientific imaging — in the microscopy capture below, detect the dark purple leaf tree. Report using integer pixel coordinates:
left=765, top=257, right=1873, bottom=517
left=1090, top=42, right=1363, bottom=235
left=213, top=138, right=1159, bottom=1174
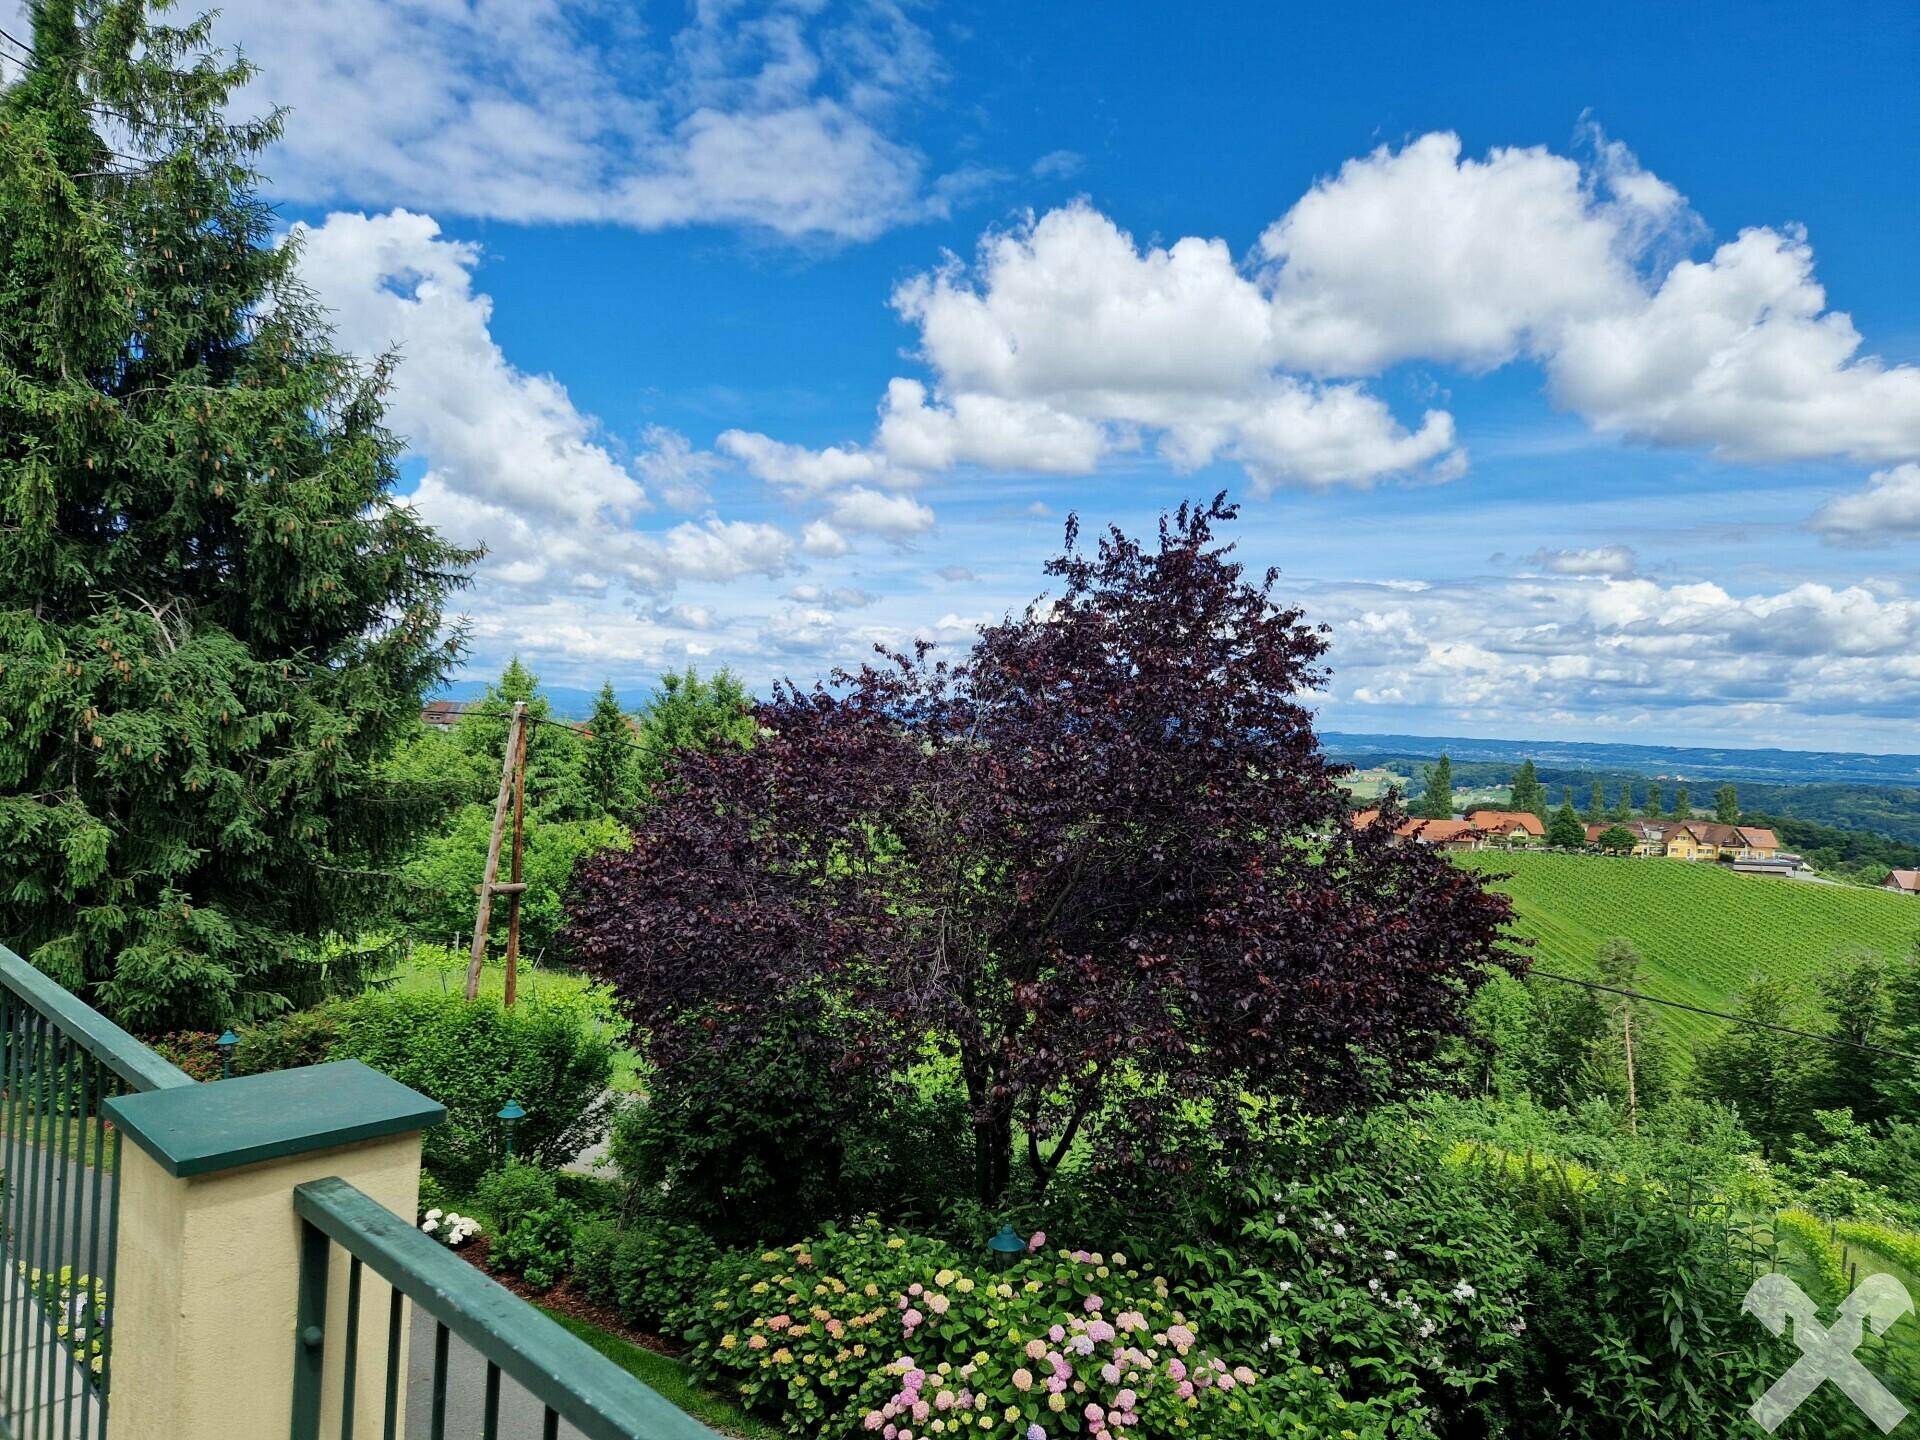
left=567, top=498, right=1517, bottom=1202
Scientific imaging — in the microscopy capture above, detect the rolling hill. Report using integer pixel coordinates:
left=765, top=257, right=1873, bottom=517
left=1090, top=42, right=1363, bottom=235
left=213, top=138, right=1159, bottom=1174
left=1453, top=851, right=1920, bottom=1052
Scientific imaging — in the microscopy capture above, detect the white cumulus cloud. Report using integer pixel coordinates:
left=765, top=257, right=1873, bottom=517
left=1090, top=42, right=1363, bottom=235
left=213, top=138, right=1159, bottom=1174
left=211, top=0, right=953, bottom=242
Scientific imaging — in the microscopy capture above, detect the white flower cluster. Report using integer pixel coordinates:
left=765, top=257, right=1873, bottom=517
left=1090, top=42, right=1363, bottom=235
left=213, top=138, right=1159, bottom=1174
left=421, top=1208, right=480, bottom=1247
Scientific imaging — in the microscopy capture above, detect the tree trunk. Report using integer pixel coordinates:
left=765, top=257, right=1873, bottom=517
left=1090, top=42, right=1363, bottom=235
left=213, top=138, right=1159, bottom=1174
left=974, top=1104, right=1013, bottom=1206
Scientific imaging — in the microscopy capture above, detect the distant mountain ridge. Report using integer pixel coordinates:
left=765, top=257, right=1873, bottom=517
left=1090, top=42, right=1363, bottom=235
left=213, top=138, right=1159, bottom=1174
left=1318, top=731, right=1920, bottom=788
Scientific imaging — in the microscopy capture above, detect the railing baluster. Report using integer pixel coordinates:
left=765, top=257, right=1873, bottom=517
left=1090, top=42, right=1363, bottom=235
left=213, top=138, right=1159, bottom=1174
left=98, top=1122, right=123, bottom=1435
left=430, top=1321, right=449, bottom=1440
left=44, top=1033, right=75, bottom=1437
left=341, top=1255, right=362, bottom=1440
left=291, top=1219, right=330, bottom=1440
left=482, top=1360, right=501, bottom=1440
left=59, top=1046, right=91, bottom=1438
left=26, top=1010, right=53, bottom=1436
left=79, top=1056, right=107, bottom=1439
left=382, top=1288, right=402, bottom=1440
left=543, top=1406, right=560, bottom=1440
left=2, top=995, right=26, bottom=1433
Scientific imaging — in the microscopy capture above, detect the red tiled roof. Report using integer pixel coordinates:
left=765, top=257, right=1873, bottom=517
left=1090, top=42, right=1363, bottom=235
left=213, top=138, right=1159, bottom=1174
left=1467, top=810, right=1544, bottom=836
left=1887, top=870, right=1920, bottom=893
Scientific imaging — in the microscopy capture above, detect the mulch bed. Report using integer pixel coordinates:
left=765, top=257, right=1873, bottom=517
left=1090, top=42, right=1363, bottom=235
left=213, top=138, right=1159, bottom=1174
left=454, top=1235, right=682, bottom=1358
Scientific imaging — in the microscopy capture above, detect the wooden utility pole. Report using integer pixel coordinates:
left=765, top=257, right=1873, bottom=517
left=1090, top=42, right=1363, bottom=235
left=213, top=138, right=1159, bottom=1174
left=503, top=707, right=528, bottom=1008
left=465, top=701, right=529, bottom=1001
left=1621, top=1003, right=1638, bottom=1136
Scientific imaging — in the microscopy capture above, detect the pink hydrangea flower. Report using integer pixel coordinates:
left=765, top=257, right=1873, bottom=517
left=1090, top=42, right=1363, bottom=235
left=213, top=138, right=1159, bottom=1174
left=1176, top=1381, right=1194, bottom=1400
left=1086, top=1320, right=1115, bottom=1344
left=1114, top=1390, right=1137, bottom=1411
left=1013, top=1369, right=1034, bottom=1392
left=1166, top=1359, right=1186, bottom=1381
left=1084, top=1295, right=1104, bottom=1313
left=1028, top=1232, right=1047, bottom=1252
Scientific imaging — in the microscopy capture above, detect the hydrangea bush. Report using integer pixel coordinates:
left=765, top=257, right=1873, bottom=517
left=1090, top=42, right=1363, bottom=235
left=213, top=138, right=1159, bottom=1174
left=21, top=1262, right=107, bottom=1374
left=685, top=1220, right=1378, bottom=1439
left=420, top=1207, right=481, bottom=1247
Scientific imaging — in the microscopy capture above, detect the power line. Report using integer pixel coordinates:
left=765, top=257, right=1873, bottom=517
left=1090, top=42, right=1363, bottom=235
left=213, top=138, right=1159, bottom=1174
left=1528, top=967, right=1920, bottom=1065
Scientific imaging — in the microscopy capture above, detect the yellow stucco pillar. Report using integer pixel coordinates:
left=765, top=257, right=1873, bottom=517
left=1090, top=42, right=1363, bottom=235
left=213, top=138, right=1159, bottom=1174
left=103, top=1060, right=443, bottom=1440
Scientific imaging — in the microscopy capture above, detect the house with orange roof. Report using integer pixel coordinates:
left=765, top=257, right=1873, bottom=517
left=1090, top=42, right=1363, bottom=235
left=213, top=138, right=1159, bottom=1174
left=1885, top=870, right=1920, bottom=895
left=1465, top=810, right=1544, bottom=845
left=1352, top=810, right=1484, bottom=850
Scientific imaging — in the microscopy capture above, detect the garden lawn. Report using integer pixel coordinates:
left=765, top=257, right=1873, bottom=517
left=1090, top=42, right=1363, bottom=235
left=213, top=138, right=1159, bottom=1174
left=1455, top=850, right=1920, bottom=1057
left=537, top=1307, right=780, bottom=1440
left=389, top=947, right=646, bottom=1093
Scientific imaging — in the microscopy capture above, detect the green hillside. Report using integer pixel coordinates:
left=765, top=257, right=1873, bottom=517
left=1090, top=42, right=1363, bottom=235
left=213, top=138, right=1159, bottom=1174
left=1454, top=851, right=1920, bottom=1051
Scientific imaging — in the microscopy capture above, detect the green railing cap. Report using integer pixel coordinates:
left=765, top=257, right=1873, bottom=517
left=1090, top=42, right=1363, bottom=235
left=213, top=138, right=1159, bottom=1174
left=105, top=1059, right=445, bottom=1177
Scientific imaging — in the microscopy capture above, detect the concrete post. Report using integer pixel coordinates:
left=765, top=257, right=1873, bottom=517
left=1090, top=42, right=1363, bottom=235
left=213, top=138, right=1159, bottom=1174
left=103, top=1061, right=444, bottom=1440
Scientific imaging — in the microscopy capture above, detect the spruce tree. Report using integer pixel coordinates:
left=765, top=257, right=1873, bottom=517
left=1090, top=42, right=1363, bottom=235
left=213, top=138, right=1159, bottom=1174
left=1547, top=799, right=1586, bottom=848
left=455, top=659, right=586, bottom=818
left=581, top=681, right=637, bottom=819
left=0, top=2, right=472, bottom=1027
left=633, top=666, right=756, bottom=793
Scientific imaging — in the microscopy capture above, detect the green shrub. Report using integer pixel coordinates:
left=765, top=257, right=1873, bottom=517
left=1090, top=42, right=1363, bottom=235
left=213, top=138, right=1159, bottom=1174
left=611, top=1018, right=970, bottom=1244
left=233, top=1006, right=342, bottom=1075
left=331, top=990, right=614, bottom=1189
left=572, top=1214, right=722, bottom=1335
left=1151, top=1117, right=1530, bottom=1440
left=476, top=1164, right=578, bottom=1290
left=1497, top=1168, right=1779, bottom=1438
left=149, top=1031, right=223, bottom=1082
left=686, top=1221, right=1306, bottom=1439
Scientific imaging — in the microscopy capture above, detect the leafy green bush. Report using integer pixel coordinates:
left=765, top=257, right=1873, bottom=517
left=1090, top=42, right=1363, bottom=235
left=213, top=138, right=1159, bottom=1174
left=149, top=1031, right=223, bottom=1082
left=1497, top=1168, right=1775, bottom=1438
left=686, top=1222, right=1311, bottom=1439
left=1151, top=1117, right=1529, bottom=1439
left=233, top=1006, right=342, bottom=1075
left=573, top=1215, right=722, bottom=1334
left=611, top=1015, right=970, bottom=1244
left=475, top=1164, right=578, bottom=1290
left=331, top=990, right=614, bottom=1188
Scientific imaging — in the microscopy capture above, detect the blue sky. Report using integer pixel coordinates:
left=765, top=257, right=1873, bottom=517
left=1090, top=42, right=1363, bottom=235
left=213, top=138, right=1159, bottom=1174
left=46, top=0, right=1920, bottom=748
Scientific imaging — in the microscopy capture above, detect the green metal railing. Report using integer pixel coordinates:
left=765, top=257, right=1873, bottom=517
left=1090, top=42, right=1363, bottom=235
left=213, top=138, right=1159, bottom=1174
left=292, top=1177, right=719, bottom=1440
left=0, top=944, right=195, bottom=1440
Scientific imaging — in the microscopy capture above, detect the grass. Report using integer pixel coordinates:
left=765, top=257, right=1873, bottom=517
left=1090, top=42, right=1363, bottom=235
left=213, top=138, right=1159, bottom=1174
left=538, top=1306, right=780, bottom=1439
left=1455, top=849, right=1920, bottom=1054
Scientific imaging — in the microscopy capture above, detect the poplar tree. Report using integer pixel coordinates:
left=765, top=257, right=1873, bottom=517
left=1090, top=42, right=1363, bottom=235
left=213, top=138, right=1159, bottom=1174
left=1715, top=784, right=1740, bottom=824
left=1644, top=781, right=1664, bottom=818
left=1509, top=758, right=1543, bottom=819
left=1418, top=753, right=1454, bottom=820
left=1671, top=785, right=1692, bottom=820
left=1586, top=780, right=1605, bottom=822
left=0, top=1, right=472, bottom=1027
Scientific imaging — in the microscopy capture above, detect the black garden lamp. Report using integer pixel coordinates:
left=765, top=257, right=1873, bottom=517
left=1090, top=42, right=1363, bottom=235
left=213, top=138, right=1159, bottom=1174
left=498, top=1098, right=527, bottom=1160
left=988, top=1224, right=1027, bottom=1271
